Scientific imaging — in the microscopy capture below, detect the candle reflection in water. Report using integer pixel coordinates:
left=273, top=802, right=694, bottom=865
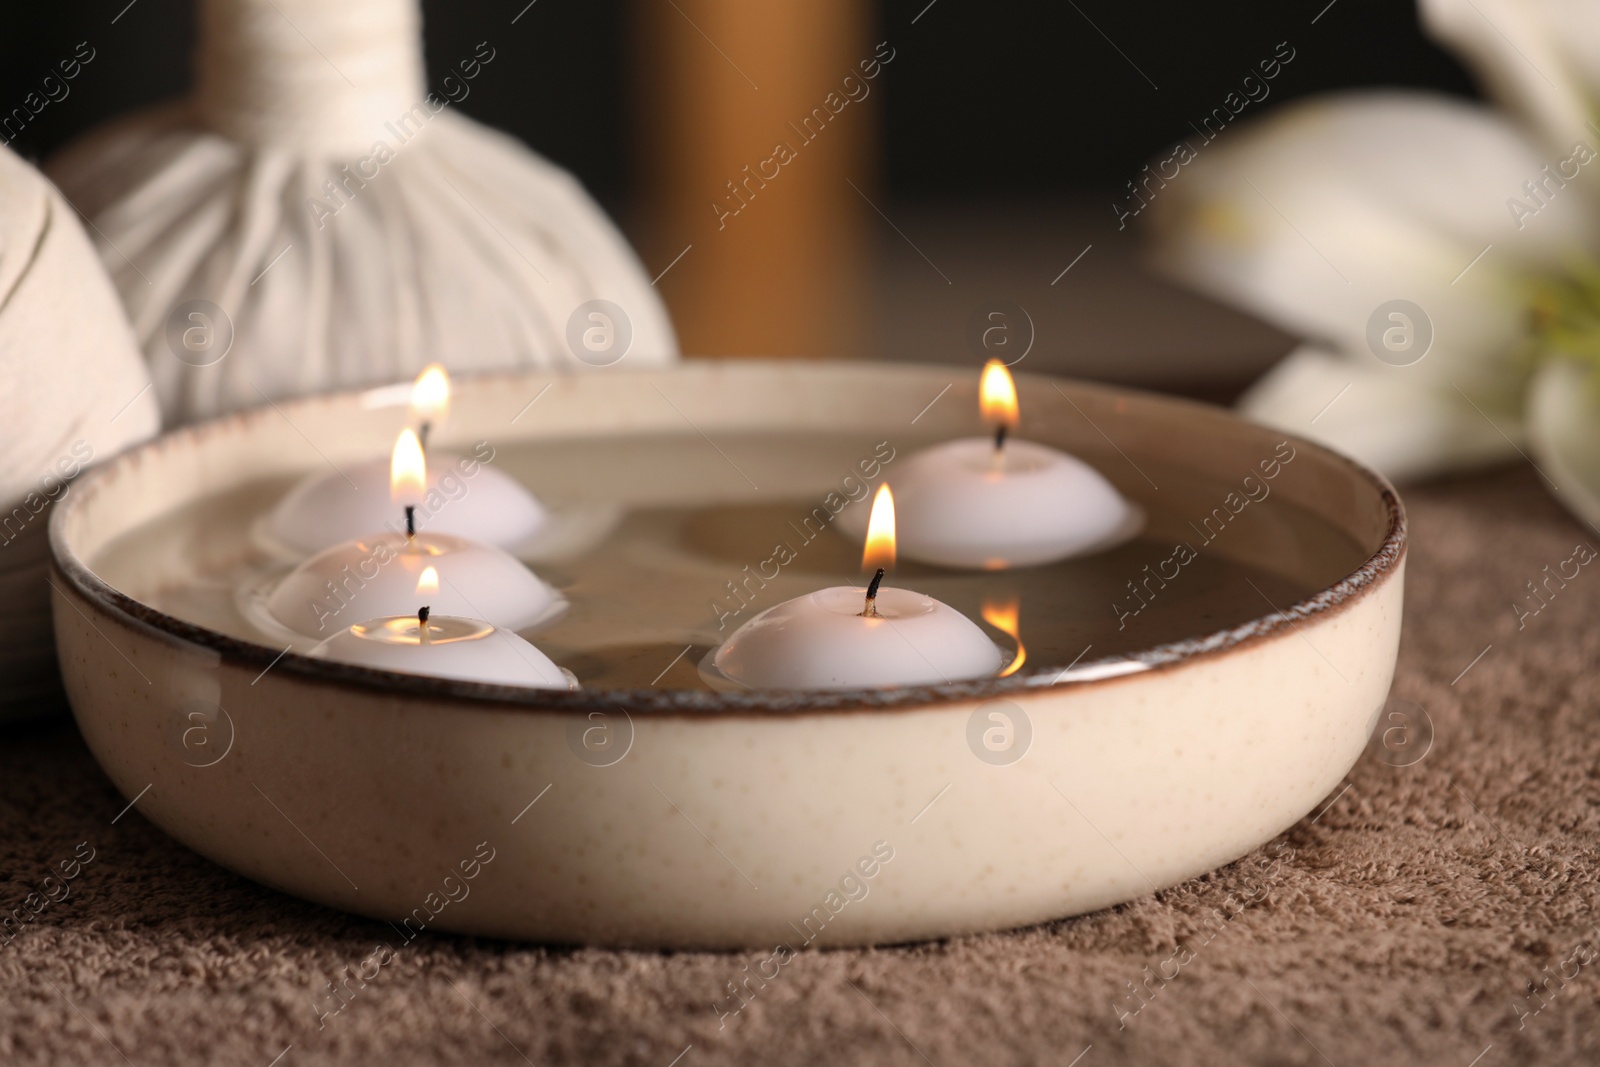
left=981, top=597, right=1026, bottom=677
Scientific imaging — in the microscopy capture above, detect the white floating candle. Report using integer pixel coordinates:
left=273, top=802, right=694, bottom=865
left=706, top=486, right=1003, bottom=690
left=263, top=433, right=564, bottom=638
left=839, top=361, right=1140, bottom=569
left=262, top=365, right=547, bottom=557
left=266, top=537, right=564, bottom=638
left=311, top=608, right=574, bottom=688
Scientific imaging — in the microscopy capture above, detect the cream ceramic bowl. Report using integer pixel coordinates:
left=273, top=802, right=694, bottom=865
left=49, top=361, right=1405, bottom=950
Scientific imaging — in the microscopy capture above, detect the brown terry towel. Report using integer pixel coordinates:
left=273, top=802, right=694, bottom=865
left=2, top=465, right=1596, bottom=1066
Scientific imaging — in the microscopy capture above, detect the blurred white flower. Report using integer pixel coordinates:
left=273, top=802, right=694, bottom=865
left=1147, top=0, right=1600, bottom=524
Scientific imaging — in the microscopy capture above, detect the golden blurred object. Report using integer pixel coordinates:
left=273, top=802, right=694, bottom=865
left=636, top=0, right=875, bottom=358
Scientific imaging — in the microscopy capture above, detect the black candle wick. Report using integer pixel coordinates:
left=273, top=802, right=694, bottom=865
left=862, top=567, right=885, bottom=618
left=994, top=423, right=1008, bottom=451
left=405, top=505, right=416, bottom=537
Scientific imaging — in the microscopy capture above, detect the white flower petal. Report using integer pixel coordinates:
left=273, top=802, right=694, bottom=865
left=1525, top=357, right=1600, bottom=529
left=1420, top=0, right=1596, bottom=155
left=1147, top=92, right=1597, bottom=399
left=1536, top=0, right=1600, bottom=102
left=1238, top=344, right=1523, bottom=482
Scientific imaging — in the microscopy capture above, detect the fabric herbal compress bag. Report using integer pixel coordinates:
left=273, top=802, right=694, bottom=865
left=49, top=0, right=678, bottom=426
left=0, top=145, right=160, bottom=717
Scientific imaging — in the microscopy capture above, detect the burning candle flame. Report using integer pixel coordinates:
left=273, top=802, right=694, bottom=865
left=980, top=359, right=1019, bottom=428
left=982, top=597, right=1026, bottom=677
left=410, top=363, right=450, bottom=424
left=390, top=427, right=426, bottom=506
left=862, top=484, right=896, bottom=573
left=415, top=565, right=440, bottom=597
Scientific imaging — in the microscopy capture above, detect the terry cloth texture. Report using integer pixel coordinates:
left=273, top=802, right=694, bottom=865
left=1, top=464, right=1598, bottom=1066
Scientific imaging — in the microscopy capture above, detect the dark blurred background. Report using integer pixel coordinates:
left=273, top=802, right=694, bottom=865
left=1, top=0, right=1479, bottom=396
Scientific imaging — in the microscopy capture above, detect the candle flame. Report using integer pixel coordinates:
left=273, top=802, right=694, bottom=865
left=982, top=597, right=1027, bottom=677
left=410, top=363, right=450, bottom=423
left=390, top=427, right=427, bottom=505
left=980, top=359, right=1019, bottom=427
left=415, top=565, right=440, bottom=597
left=862, top=484, right=896, bottom=572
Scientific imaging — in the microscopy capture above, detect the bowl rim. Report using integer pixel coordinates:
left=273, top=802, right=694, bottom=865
left=49, top=363, right=1407, bottom=717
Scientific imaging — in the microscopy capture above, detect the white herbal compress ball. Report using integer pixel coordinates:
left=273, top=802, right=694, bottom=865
left=48, top=0, right=678, bottom=425
left=0, top=146, right=160, bottom=716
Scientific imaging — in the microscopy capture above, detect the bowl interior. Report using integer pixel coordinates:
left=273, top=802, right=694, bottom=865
left=52, top=360, right=1401, bottom=708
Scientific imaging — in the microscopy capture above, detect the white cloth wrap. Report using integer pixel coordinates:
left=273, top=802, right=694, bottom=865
left=193, top=0, right=427, bottom=153
left=49, top=0, right=678, bottom=425
left=0, top=146, right=160, bottom=715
